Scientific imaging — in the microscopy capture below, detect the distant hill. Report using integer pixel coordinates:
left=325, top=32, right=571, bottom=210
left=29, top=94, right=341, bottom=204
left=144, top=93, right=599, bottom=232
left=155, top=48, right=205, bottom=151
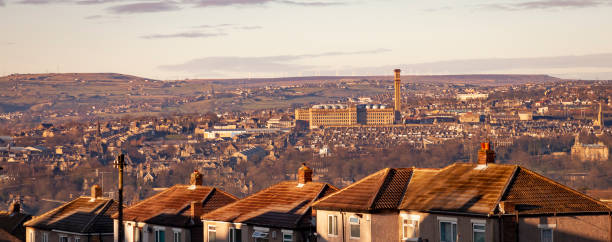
left=189, top=74, right=563, bottom=86
left=0, top=73, right=159, bottom=83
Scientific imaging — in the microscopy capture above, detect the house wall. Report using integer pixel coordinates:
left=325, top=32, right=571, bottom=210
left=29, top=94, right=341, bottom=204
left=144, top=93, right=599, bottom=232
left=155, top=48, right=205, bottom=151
left=371, top=212, right=398, bottom=242
left=202, top=221, right=305, bottom=242
left=315, top=210, right=372, bottom=242
left=400, top=212, right=499, bottom=242
left=113, top=220, right=190, bottom=242
left=518, top=214, right=611, bottom=242
left=26, top=227, right=113, bottom=242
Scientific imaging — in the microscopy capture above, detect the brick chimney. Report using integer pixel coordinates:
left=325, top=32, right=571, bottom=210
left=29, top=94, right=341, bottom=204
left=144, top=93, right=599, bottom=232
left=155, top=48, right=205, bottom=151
left=298, top=163, right=313, bottom=184
left=190, top=201, right=203, bottom=219
left=477, top=142, right=496, bottom=165
left=9, top=201, right=20, bottom=215
left=190, top=170, right=203, bottom=186
left=91, top=184, right=102, bottom=199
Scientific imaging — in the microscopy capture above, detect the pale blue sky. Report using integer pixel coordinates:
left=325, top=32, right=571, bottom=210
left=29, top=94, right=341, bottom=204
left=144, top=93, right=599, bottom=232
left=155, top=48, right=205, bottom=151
left=1, top=0, right=612, bottom=79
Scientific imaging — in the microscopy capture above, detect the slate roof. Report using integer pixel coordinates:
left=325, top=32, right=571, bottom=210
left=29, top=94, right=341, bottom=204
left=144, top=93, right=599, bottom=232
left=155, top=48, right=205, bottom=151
left=313, top=168, right=413, bottom=211
left=313, top=163, right=612, bottom=215
left=0, top=210, right=31, bottom=241
left=23, top=197, right=117, bottom=234
left=201, top=181, right=338, bottom=229
left=117, top=185, right=237, bottom=228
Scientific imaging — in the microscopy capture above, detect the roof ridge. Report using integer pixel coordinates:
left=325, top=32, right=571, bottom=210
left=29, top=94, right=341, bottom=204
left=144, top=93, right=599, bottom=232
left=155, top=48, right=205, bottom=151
left=212, top=187, right=239, bottom=201
left=518, top=166, right=611, bottom=210
left=490, top=165, right=519, bottom=215
left=368, top=168, right=392, bottom=210
left=293, top=184, right=331, bottom=227
left=114, top=185, right=180, bottom=219
left=395, top=168, right=414, bottom=209
left=312, top=168, right=388, bottom=208
left=23, top=197, right=82, bottom=227
left=81, top=199, right=114, bottom=233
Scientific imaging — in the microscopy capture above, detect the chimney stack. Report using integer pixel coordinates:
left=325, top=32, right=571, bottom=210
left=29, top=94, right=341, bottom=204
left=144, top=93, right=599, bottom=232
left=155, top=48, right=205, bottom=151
left=190, top=170, right=203, bottom=186
left=91, top=184, right=102, bottom=199
left=298, top=163, right=313, bottom=184
left=477, top=142, right=496, bottom=165
left=9, top=201, right=20, bottom=214
left=393, top=69, right=402, bottom=113
left=190, top=201, right=203, bottom=219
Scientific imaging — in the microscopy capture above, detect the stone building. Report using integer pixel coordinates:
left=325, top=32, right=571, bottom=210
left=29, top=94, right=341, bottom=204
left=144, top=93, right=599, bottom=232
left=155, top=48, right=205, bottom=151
left=571, top=135, right=609, bottom=161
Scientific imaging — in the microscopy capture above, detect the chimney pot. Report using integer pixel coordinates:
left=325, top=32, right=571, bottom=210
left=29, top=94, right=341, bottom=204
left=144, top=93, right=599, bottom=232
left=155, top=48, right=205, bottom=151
left=298, top=163, right=313, bottom=184
left=9, top=201, right=20, bottom=214
left=190, top=170, right=203, bottom=186
left=477, top=142, right=496, bottom=165
left=190, top=201, right=203, bottom=219
left=91, top=184, right=102, bottom=199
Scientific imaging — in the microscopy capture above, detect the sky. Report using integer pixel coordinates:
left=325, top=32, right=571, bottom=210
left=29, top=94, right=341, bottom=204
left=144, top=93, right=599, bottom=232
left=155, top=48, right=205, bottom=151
left=1, top=0, right=612, bottom=80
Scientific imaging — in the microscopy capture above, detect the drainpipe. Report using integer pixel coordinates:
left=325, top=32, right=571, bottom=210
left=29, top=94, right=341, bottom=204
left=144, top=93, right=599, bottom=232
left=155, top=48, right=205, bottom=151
left=341, top=212, right=346, bottom=242
left=498, top=214, right=503, bottom=242
left=515, top=212, right=519, bottom=242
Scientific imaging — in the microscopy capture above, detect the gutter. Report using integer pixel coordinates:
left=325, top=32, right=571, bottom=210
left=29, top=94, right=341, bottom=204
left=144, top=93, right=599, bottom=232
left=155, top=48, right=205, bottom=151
left=51, top=229, right=113, bottom=236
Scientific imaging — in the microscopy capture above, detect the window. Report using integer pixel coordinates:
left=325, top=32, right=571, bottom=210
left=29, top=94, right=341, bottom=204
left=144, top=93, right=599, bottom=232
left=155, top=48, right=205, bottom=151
left=173, top=231, right=181, bottom=242
left=402, top=219, right=419, bottom=240
left=473, top=224, right=485, bottom=242
left=440, top=221, right=457, bottom=242
left=282, top=231, right=293, bottom=242
left=59, top=235, right=68, bottom=242
left=328, top=215, right=338, bottom=236
left=208, top=225, right=216, bottom=242
left=541, top=228, right=553, bottom=242
left=229, top=227, right=242, bottom=242
left=155, top=230, right=165, bottom=242
left=42, top=233, right=48, bottom=242
left=134, top=228, right=142, bottom=242
left=29, top=231, right=34, bottom=242
left=349, top=216, right=360, bottom=239
left=75, top=238, right=80, bottom=242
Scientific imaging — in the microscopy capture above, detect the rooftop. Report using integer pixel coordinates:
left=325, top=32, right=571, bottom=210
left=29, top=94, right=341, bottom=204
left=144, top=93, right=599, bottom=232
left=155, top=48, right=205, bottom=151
left=314, top=163, right=611, bottom=215
left=23, top=197, right=117, bottom=234
left=201, top=181, right=337, bottom=229
left=116, top=185, right=237, bottom=227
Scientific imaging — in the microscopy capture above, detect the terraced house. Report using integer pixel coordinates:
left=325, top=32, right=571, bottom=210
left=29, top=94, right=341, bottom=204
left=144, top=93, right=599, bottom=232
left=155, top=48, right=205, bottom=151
left=113, top=171, right=238, bottom=242
left=24, top=185, right=118, bottom=242
left=201, top=164, right=338, bottom=242
left=313, top=143, right=612, bottom=242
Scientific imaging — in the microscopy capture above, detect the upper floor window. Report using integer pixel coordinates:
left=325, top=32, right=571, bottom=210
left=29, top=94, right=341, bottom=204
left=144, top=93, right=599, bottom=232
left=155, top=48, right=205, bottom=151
left=29, top=231, right=34, bottom=242
left=541, top=228, right=553, bottom=242
left=440, top=221, right=457, bottom=242
left=229, top=227, right=242, bottom=242
left=42, top=233, right=48, bottom=242
left=282, top=231, right=293, bottom=242
left=349, top=216, right=360, bottom=239
left=473, top=223, right=485, bottom=242
left=59, top=235, right=68, bottom=242
left=402, top=218, right=419, bottom=240
left=208, top=225, right=216, bottom=242
left=173, top=231, right=181, bottom=242
left=328, top=215, right=338, bottom=236
left=539, top=224, right=555, bottom=242
left=155, top=229, right=165, bottom=242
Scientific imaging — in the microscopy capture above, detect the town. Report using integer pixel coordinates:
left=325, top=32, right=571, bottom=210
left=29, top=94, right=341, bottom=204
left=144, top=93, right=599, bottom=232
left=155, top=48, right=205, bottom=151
left=0, top=70, right=611, bottom=242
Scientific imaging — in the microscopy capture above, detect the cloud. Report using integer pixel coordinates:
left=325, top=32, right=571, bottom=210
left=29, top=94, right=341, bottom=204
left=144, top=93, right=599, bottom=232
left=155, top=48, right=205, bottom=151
left=143, top=23, right=261, bottom=39
left=107, top=1, right=180, bottom=14
left=141, top=31, right=227, bottom=39
left=84, top=14, right=104, bottom=19
left=347, top=53, right=612, bottom=75
left=158, top=48, right=390, bottom=73
left=484, top=0, right=609, bottom=10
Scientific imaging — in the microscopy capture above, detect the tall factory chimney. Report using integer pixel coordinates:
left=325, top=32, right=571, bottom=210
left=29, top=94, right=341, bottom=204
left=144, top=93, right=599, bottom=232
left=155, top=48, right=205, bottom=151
left=394, top=69, right=401, bottom=112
